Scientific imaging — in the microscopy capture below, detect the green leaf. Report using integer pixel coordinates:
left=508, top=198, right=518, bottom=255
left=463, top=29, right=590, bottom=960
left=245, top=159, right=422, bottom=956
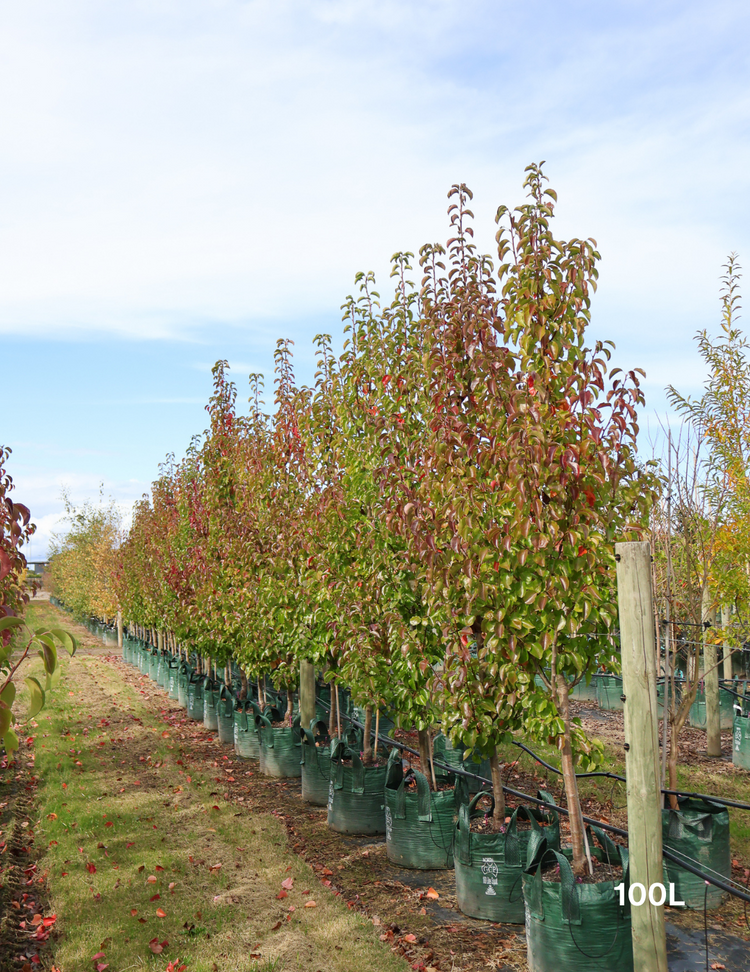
left=46, top=627, right=78, bottom=657
left=38, top=641, right=57, bottom=675
left=0, top=616, right=24, bottom=632
left=3, top=727, right=19, bottom=756
left=0, top=701, right=11, bottom=737
left=24, top=676, right=45, bottom=720
left=0, top=682, right=15, bottom=708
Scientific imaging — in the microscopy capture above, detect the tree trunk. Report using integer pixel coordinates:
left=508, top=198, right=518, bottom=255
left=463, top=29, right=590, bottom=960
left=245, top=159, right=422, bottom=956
left=362, top=705, right=373, bottom=764
left=556, top=674, right=586, bottom=875
left=225, top=663, right=233, bottom=689
left=239, top=669, right=248, bottom=700
left=489, top=751, right=506, bottom=831
left=285, top=690, right=294, bottom=727
left=418, top=729, right=432, bottom=789
left=704, top=586, right=721, bottom=757
left=329, top=684, right=338, bottom=738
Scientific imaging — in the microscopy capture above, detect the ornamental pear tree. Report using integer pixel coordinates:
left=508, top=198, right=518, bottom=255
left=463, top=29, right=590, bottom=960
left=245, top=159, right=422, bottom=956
left=381, top=167, right=656, bottom=869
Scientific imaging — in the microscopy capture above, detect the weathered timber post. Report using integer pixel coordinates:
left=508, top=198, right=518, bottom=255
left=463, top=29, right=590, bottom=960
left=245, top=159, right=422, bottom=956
left=703, top=586, right=721, bottom=757
left=299, top=660, right=316, bottom=730
left=616, top=541, right=668, bottom=972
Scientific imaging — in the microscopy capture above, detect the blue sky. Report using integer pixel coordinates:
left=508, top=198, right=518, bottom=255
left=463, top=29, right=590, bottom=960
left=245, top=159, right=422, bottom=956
left=2, top=0, right=749, bottom=555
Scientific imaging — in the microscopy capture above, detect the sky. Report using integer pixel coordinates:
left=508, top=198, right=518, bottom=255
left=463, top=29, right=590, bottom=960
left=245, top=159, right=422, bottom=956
left=2, top=0, right=750, bottom=557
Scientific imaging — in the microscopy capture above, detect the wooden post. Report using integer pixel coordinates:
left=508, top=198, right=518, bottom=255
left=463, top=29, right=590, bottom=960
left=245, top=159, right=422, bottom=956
left=157, top=630, right=164, bottom=655
left=722, top=605, right=733, bottom=680
left=299, top=660, right=316, bottom=730
left=616, top=541, right=668, bottom=972
left=117, top=611, right=123, bottom=653
left=703, top=586, right=721, bottom=757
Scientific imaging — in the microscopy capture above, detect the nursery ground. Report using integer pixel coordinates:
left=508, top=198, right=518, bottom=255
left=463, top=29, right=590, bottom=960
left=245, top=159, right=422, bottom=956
left=4, top=601, right=750, bottom=972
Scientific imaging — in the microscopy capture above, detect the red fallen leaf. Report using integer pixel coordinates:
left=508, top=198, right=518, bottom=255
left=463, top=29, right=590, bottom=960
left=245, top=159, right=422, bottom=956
left=321, top=867, right=333, bottom=876
left=304, top=900, right=317, bottom=908
left=86, top=863, right=97, bottom=874
left=425, top=887, right=440, bottom=900
left=60, top=872, right=68, bottom=877
left=92, top=953, right=106, bottom=961
left=48, top=840, right=58, bottom=846
left=130, top=909, right=138, bottom=916
left=30, top=914, right=43, bottom=926
left=162, top=731, right=170, bottom=737
left=155, top=865, right=164, bottom=871
left=42, top=915, right=56, bottom=927
left=148, top=939, right=164, bottom=954
left=711, top=965, right=726, bottom=970
left=403, top=933, right=417, bottom=943
left=281, top=876, right=294, bottom=890
left=150, top=894, right=161, bottom=901
left=321, top=879, right=331, bottom=887
left=271, top=921, right=282, bottom=931
left=96, top=965, right=108, bottom=972
left=209, top=863, right=222, bottom=873
left=169, top=882, right=175, bottom=891
left=156, top=908, right=166, bottom=917
left=211, top=805, right=219, bottom=811
left=276, top=890, right=288, bottom=900
left=147, top=875, right=157, bottom=883
left=105, top=822, right=113, bottom=828
left=126, top=842, right=135, bottom=849
left=138, top=918, right=147, bottom=924
left=138, top=865, right=145, bottom=873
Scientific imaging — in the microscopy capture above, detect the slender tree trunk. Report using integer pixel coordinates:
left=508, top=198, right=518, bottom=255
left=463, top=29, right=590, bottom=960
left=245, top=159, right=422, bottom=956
left=239, top=669, right=248, bottom=700
left=556, top=674, right=586, bottom=875
left=489, top=751, right=506, bottom=831
left=362, top=705, right=373, bottom=764
left=373, top=709, right=380, bottom=762
left=285, top=690, right=294, bottom=726
left=418, top=729, right=432, bottom=789
left=428, top=731, right=438, bottom=791
left=704, top=586, right=721, bottom=757
left=225, top=663, right=233, bottom=689
left=328, top=684, right=338, bottom=737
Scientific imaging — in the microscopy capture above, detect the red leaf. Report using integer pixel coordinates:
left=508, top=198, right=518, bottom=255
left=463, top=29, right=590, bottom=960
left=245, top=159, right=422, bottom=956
left=276, top=890, right=287, bottom=900
left=130, top=909, right=138, bottom=916
left=271, top=921, right=282, bottom=931
left=86, top=863, right=97, bottom=874
left=156, top=908, right=166, bottom=917
left=281, top=876, right=294, bottom=890
left=42, top=915, right=56, bottom=927
left=126, top=842, right=135, bottom=849
left=150, top=894, right=161, bottom=901
left=96, top=965, right=108, bottom=972
left=105, top=822, right=113, bottom=828
left=92, top=953, right=106, bottom=961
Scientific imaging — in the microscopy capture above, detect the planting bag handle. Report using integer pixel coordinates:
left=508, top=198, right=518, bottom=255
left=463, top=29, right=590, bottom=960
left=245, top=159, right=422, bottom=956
left=386, top=747, right=403, bottom=789
left=255, top=713, right=273, bottom=747
left=504, top=805, right=544, bottom=868
left=456, top=800, right=472, bottom=865
left=330, top=736, right=348, bottom=789
left=299, top=727, right=317, bottom=767
left=525, top=846, right=581, bottom=925
left=395, top=769, right=431, bottom=822
left=350, top=750, right=365, bottom=795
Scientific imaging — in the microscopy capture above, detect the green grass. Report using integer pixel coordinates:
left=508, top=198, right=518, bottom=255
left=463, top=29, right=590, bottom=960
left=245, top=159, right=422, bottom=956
left=10, top=609, right=407, bottom=972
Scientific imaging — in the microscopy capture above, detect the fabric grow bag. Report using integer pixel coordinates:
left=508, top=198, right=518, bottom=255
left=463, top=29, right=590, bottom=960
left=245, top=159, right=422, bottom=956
left=454, top=790, right=561, bottom=922
left=433, top=735, right=491, bottom=793
left=733, top=713, right=750, bottom=770
left=216, top=687, right=235, bottom=745
left=384, top=755, right=468, bottom=869
left=662, top=796, right=731, bottom=908
left=177, top=664, right=191, bottom=708
left=256, top=713, right=302, bottom=777
left=167, top=659, right=180, bottom=700
left=148, top=649, right=160, bottom=681
left=187, top=673, right=205, bottom=721
left=596, top=675, right=623, bottom=710
left=523, top=830, right=633, bottom=972
left=327, top=739, right=388, bottom=835
left=233, top=700, right=262, bottom=758
left=300, top=720, right=332, bottom=806
left=157, top=653, right=169, bottom=689
left=203, top=678, right=219, bottom=731
left=688, top=687, right=735, bottom=730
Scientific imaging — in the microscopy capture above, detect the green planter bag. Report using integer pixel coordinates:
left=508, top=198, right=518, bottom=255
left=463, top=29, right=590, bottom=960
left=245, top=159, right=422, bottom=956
left=157, top=653, right=169, bottom=689
left=571, top=677, right=598, bottom=703
left=148, top=649, right=160, bottom=681
left=733, top=713, right=750, bottom=769
left=433, top=734, right=491, bottom=794
left=688, top=688, right=735, bottom=730
left=663, top=797, right=731, bottom=908
left=167, top=659, right=180, bottom=700
left=203, top=678, right=219, bottom=731
left=455, top=790, right=560, bottom=922
left=300, top=720, right=332, bottom=806
left=234, top=700, right=262, bottom=758
left=187, top=673, right=205, bottom=721
left=523, top=829, right=633, bottom=972
left=385, top=756, right=468, bottom=869
left=177, top=664, right=191, bottom=708
left=596, top=675, right=623, bottom=710
left=327, top=739, right=387, bottom=836
left=217, top=687, right=235, bottom=745
left=257, top=713, right=302, bottom=778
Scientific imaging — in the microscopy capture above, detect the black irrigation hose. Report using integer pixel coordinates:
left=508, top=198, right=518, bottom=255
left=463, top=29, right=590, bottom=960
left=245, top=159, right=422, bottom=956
left=512, top=740, right=750, bottom=812
left=321, top=701, right=750, bottom=904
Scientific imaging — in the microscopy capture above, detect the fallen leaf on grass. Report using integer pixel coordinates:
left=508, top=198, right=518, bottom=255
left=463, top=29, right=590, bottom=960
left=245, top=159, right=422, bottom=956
left=130, top=909, right=138, bottom=917
left=281, top=876, right=294, bottom=890
left=147, top=875, right=157, bottom=883
left=403, top=934, right=417, bottom=943
left=321, top=867, right=333, bottom=876
left=92, top=953, right=106, bottom=961
left=271, top=921, right=282, bottom=931
left=148, top=937, right=169, bottom=954
left=126, top=842, right=135, bottom=849
left=150, top=894, right=161, bottom=902
left=276, top=891, right=287, bottom=900
left=304, top=900, right=317, bottom=908
left=425, top=888, right=440, bottom=900
left=86, top=863, right=96, bottom=874
left=156, top=908, right=167, bottom=918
